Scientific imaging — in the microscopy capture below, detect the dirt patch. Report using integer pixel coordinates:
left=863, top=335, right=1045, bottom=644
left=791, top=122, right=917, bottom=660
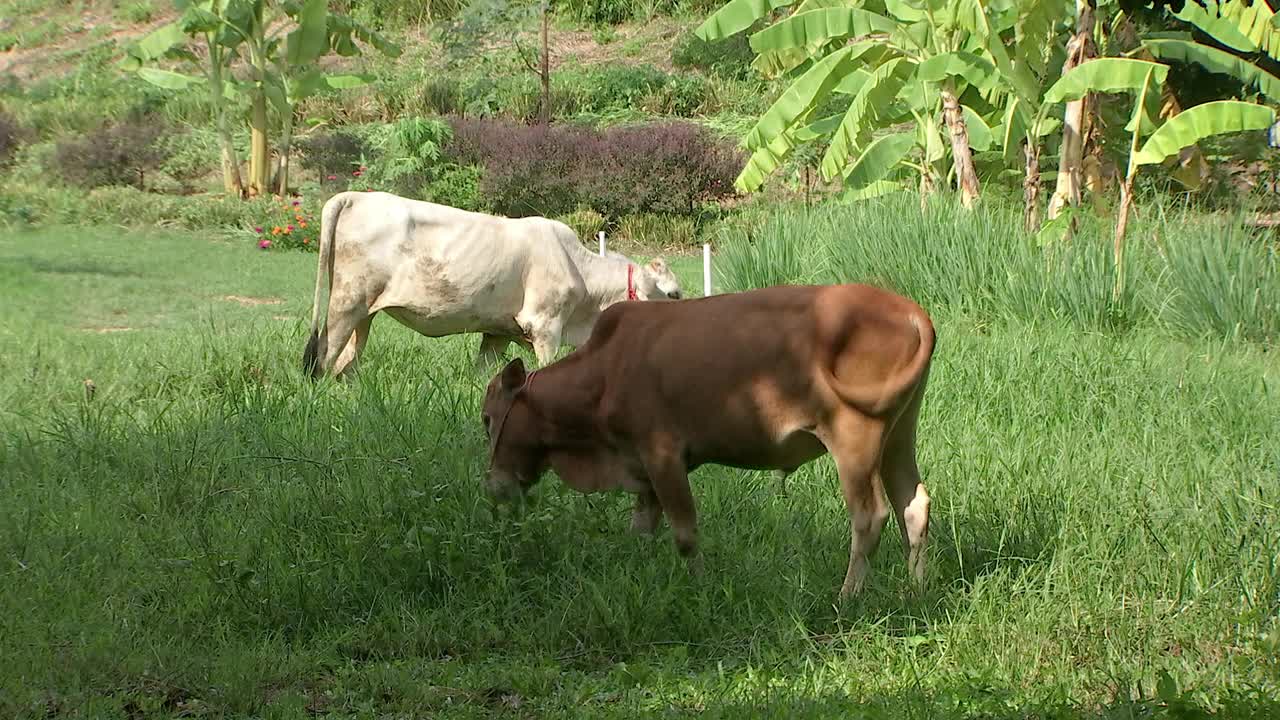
left=547, top=19, right=685, bottom=71
left=87, top=326, right=133, bottom=333
left=221, top=295, right=285, bottom=307
left=0, top=6, right=179, bottom=82
left=272, top=315, right=293, bottom=321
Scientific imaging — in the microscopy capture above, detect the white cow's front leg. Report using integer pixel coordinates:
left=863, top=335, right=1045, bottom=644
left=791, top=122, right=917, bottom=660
left=528, top=320, right=564, bottom=366
left=475, top=333, right=511, bottom=371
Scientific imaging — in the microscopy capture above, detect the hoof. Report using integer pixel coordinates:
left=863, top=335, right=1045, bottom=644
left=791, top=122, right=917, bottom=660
left=685, top=554, right=704, bottom=577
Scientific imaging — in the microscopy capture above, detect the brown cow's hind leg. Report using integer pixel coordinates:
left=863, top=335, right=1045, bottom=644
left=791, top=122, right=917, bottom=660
left=881, top=379, right=930, bottom=589
left=821, top=413, right=889, bottom=599
left=772, top=469, right=791, bottom=497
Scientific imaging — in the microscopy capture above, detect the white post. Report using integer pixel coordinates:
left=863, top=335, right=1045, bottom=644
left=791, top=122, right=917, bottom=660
left=702, top=243, right=712, bottom=297
left=598, top=231, right=606, bottom=257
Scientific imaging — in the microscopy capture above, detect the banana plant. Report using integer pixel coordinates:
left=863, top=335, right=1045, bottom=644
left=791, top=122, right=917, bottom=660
left=1173, top=0, right=1280, bottom=60
left=1044, top=56, right=1276, bottom=300
left=122, top=0, right=399, bottom=197
left=697, top=0, right=1059, bottom=209
left=120, top=2, right=246, bottom=196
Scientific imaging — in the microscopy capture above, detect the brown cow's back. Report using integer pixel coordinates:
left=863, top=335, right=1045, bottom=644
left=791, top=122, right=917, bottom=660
left=574, top=284, right=931, bottom=471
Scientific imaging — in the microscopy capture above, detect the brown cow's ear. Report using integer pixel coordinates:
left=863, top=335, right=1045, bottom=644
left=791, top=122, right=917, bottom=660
left=500, top=357, right=526, bottom=391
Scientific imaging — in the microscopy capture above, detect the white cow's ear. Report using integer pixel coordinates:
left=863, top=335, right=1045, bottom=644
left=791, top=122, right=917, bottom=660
left=500, top=357, right=526, bottom=391
left=648, top=257, right=667, bottom=271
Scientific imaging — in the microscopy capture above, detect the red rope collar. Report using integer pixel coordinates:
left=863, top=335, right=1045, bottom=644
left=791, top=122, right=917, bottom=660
left=627, top=264, right=638, bottom=301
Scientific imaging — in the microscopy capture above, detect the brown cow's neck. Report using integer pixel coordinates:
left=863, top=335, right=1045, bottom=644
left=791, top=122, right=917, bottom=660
left=523, top=354, right=602, bottom=450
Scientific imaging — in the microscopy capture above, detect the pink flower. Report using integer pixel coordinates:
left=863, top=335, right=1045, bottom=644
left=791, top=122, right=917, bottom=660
left=352, top=170, right=363, bottom=177
left=327, top=174, right=337, bottom=181
left=292, top=199, right=300, bottom=206
left=254, top=226, right=263, bottom=233
left=286, top=225, right=294, bottom=232
left=258, top=239, right=271, bottom=249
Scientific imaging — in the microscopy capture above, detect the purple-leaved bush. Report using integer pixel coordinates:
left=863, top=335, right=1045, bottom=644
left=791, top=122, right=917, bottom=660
left=444, top=118, right=742, bottom=219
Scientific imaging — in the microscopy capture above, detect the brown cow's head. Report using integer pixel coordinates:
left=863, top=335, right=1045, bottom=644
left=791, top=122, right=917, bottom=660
left=481, top=357, right=545, bottom=503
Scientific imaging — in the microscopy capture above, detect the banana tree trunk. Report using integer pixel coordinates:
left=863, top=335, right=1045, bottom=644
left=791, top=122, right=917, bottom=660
left=940, top=82, right=979, bottom=209
left=1023, top=139, right=1041, bottom=232
left=249, top=92, right=270, bottom=197
left=246, top=0, right=269, bottom=197
left=275, top=109, right=294, bottom=196
left=538, top=1, right=551, bottom=125
left=1114, top=120, right=1144, bottom=303
left=1047, top=0, right=1096, bottom=221
left=208, top=44, right=244, bottom=198
left=1113, top=172, right=1134, bottom=302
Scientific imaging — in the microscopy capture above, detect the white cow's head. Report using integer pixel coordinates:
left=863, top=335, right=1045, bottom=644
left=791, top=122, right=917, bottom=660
left=636, top=257, right=683, bottom=300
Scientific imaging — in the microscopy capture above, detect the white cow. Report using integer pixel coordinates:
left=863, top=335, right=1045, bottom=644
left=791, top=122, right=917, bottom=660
left=302, top=191, right=683, bottom=378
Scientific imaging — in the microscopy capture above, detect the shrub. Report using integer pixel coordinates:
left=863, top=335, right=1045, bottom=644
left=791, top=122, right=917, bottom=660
left=617, top=213, right=697, bottom=249
left=157, top=125, right=242, bottom=186
left=445, top=118, right=743, bottom=219
left=420, top=77, right=464, bottom=116
left=346, top=117, right=452, bottom=198
left=581, top=64, right=669, bottom=113
left=558, top=0, right=633, bottom=25
left=672, top=27, right=758, bottom=80
left=556, top=208, right=606, bottom=241
left=118, top=0, right=155, bottom=23
left=447, top=118, right=586, bottom=216
left=0, top=110, right=25, bottom=166
left=52, top=118, right=172, bottom=190
left=421, top=164, right=488, bottom=211
left=581, top=123, right=743, bottom=217
left=296, top=130, right=372, bottom=191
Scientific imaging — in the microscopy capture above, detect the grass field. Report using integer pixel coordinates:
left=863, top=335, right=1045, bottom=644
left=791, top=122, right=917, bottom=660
left=2, top=224, right=1279, bottom=719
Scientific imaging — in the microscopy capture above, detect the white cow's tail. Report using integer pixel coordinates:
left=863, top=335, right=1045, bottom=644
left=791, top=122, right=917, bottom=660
left=303, top=192, right=349, bottom=379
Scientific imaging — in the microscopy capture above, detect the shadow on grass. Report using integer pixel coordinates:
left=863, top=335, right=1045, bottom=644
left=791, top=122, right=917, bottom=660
left=7, top=256, right=146, bottom=278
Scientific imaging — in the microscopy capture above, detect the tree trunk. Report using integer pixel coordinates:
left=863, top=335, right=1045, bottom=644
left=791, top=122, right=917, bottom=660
left=940, top=82, right=979, bottom=209
left=275, top=108, right=294, bottom=196
left=246, top=0, right=269, bottom=197
left=538, top=1, right=551, bottom=125
left=1023, top=139, right=1041, bottom=233
left=208, top=44, right=245, bottom=198
left=1047, top=0, right=1097, bottom=221
left=1113, top=173, right=1133, bottom=302
left=1114, top=123, right=1143, bottom=302
left=249, top=92, right=270, bottom=197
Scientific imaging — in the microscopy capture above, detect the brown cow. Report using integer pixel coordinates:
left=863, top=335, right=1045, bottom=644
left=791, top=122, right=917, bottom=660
left=480, top=283, right=936, bottom=598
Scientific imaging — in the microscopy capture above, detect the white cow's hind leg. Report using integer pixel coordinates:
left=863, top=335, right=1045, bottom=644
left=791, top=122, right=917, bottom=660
left=332, top=314, right=374, bottom=379
left=322, top=309, right=370, bottom=381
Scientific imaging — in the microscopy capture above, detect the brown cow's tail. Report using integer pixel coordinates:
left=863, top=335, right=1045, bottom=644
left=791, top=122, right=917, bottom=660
left=828, top=307, right=936, bottom=417
left=303, top=192, right=348, bottom=379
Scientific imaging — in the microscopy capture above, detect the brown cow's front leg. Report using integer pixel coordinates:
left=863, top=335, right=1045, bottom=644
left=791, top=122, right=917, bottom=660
left=629, top=489, right=662, bottom=535
left=643, top=443, right=700, bottom=574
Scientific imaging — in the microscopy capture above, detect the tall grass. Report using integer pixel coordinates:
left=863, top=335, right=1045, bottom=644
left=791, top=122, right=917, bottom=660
left=2, top=223, right=1280, bottom=718
left=716, top=194, right=1280, bottom=344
